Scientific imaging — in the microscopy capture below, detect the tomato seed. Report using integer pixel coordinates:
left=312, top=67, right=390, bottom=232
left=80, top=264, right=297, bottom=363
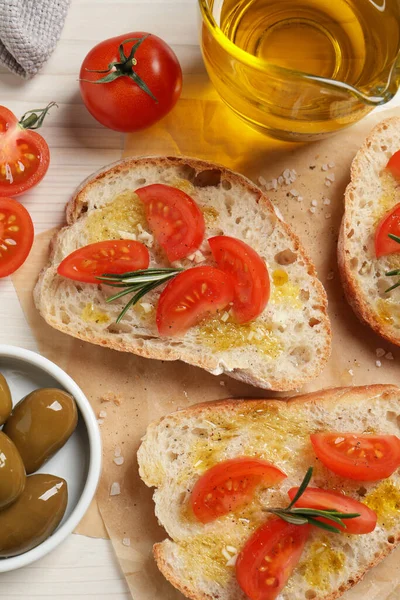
left=24, top=153, right=36, bottom=161
left=7, top=215, right=16, bottom=223
left=8, top=225, right=19, bottom=232
left=0, top=213, right=5, bottom=221
left=266, top=577, right=277, bottom=586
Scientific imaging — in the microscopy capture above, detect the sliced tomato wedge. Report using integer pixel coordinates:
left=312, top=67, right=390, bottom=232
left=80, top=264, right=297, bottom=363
left=0, top=197, right=34, bottom=277
left=287, top=486, right=377, bottom=534
left=236, top=518, right=310, bottom=600
left=209, top=236, right=270, bottom=323
left=0, top=106, right=51, bottom=197
left=386, top=150, right=400, bottom=180
left=156, top=266, right=234, bottom=336
left=191, top=458, right=287, bottom=524
left=311, top=432, right=400, bottom=482
left=375, top=202, right=400, bottom=258
left=57, top=240, right=150, bottom=284
left=135, top=184, right=205, bottom=262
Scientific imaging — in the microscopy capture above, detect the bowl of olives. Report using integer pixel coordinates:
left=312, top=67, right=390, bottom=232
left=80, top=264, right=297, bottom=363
left=0, top=344, right=102, bottom=572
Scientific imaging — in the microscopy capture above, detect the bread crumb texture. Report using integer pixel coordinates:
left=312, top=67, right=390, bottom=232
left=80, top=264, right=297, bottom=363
left=138, top=386, right=400, bottom=600
left=35, top=156, right=331, bottom=391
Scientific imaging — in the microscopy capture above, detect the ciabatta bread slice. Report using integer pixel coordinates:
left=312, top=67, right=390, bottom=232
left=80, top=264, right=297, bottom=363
left=339, top=117, right=400, bottom=345
left=34, top=156, right=331, bottom=391
left=138, top=385, right=400, bottom=600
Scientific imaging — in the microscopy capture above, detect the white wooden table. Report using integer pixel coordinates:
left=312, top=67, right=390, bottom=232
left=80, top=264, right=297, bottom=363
left=0, top=1, right=399, bottom=597
left=0, top=0, right=201, bottom=597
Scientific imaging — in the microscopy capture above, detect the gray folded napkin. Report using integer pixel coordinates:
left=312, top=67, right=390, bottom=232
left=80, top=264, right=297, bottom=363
left=0, top=0, right=70, bottom=78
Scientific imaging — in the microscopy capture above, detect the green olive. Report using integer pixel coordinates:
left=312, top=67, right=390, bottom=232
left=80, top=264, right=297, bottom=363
left=3, top=388, right=78, bottom=475
left=0, top=432, right=25, bottom=510
left=0, top=373, right=12, bottom=426
left=0, top=474, right=68, bottom=557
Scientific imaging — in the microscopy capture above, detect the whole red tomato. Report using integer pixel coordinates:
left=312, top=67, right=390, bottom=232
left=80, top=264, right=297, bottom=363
left=79, top=32, right=182, bottom=132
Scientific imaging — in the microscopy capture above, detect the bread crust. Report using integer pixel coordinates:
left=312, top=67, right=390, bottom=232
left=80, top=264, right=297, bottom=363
left=338, top=117, right=400, bottom=346
left=35, top=155, right=331, bottom=391
left=142, top=384, right=400, bottom=600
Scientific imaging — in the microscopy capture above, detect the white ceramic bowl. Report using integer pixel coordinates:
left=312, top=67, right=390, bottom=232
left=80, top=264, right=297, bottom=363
left=0, top=344, right=102, bottom=572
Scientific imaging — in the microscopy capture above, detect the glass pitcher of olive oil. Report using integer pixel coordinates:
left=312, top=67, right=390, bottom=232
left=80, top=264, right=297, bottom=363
left=198, top=0, right=400, bottom=141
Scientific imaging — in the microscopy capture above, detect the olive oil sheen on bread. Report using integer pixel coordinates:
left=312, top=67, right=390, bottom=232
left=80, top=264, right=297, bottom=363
left=219, top=0, right=400, bottom=87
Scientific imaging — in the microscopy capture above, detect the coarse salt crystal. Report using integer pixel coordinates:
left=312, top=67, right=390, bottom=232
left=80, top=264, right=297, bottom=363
left=247, top=330, right=255, bottom=341
left=140, top=302, right=153, bottom=314
left=328, top=162, right=336, bottom=168
left=348, top=369, right=354, bottom=376
left=226, top=554, right=238, bottom=567
left=110, top=482, right=121, bottom=496
left=325, top=213, right=332, bottom=219
left=114, top=456, right=125, bottom=466
left=99, top=410, right=107, bottom=418
left=323, top=197, right=331, bottom=205
left=334, top=437, right=345, bottom=444
left=221, top=311, right=230, bottom=322
left=325, top=180, right=332, bottom=187
left=220, top=381, right=225, bottom=386
left=311, top=200, right=318, bottom=207
left=272, top=178, right=278, bottom=190
left=297, top=196, right=303, bottom=202
left=376, top=360, right=382, bottom=368
left=290, top=188, right=299, bottom=197
left=122, top=537, right=131, bottom=547
left=227, top=546, right=238, bottom=554
left=118, top=230, right=137, bottom=241
left=321, top=164, right=328, bottom=171
left=97, top=419, right=104, bottom=426
left=239, top=518, right=250, bottom=524
left=222, top=548, right=231, bottom=561
left=327, top=271, right=334, bottom=280
left=258, top=176, right=267, bottom=186
left=114, top=446, right=122, bottom=458
left=376, top=348, right=386, bottom=358
left=309, top=207, right=316, bottom=214
left=194, top=460, right=203, bottom=468
left=326, top=173, right=335, bottom=182
left=283, top=169, right=291, bottom=179
left=386, top=352, right=394, bottom=360
left=278, top=176, right=284, bottom=185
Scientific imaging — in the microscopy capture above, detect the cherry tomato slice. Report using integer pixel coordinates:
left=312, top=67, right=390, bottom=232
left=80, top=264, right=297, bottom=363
left=236, top=518, right=310, bottom=600
left=287, top=487, right=377, bottom=534
left=135, top=184, right=205, bottom=262
left=386, top=150, right=400, bottom=180
left=375, top=202, right=400, bottom=258
left=209, top=236, right=270, bottom=323
left=0, top=197, right=34, bottom=277
left=156, top=266, right=234, bottom=336
left=0, top=106, right=50, bottom=197
left=311, top=432, right=400, bottom=481
left=191, top=458, right=287, bottom=524
left=57, top=240, right=150, bottom=284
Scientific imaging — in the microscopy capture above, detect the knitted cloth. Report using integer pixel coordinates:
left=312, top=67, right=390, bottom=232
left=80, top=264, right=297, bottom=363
left=0, top=0, right=70, bottom=78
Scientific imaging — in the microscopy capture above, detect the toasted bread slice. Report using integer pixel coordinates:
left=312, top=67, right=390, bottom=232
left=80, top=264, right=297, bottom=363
left=339, top=117, right=400, bottom=345
left=138, top=385, right=400, bottom=600
left=34, top=156, right=331, bottom=391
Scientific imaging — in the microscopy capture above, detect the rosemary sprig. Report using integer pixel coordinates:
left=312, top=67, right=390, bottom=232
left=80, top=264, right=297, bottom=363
left=385, top=234, right=400, bottom=292
left=264, top=467, right=360, bottom=534
left=97, top=268, right=183, bottom=323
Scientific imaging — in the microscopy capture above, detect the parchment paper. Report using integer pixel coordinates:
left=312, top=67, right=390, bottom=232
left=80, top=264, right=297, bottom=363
left=12, top=75, right=400, bottom=598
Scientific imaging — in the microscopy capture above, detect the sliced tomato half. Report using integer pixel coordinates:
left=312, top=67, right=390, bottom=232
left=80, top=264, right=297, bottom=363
left=156, top=266, right=234, bottom=336
left=387, top=150, right=400, bottom=180
left=311, top=432, right=400, bottom=482
left=287, top=486, right=377, bottom=534
left=191, top=457, right=287, bottom=524
left=375, top=202, right=400, bottom=258
left=57, top=240, right=150, bottom=284
left=0, top=106, right=50, bottom=197
left=135, top=184, right=205, bottom=262
left=0, top=197, right=34, bottom=277
left=209, top=236, right=270, bottom=323
left=236, top=518, right=310, bottom=600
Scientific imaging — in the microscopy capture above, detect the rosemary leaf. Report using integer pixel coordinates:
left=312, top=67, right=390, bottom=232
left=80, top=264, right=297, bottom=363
left=288, top=467, right=313, bottom=509
left=115, top=277, right=174, bottom=324
left=388, top=233, right=400, bottom=244
left=385, top=281, right=400, bottom=293
left=305, top=517, right=341, bottom=534
left=269, top=510, right=309, bottom=526
left=385, top=269, right=400, bottom=277
left=290, top=508, right=345, bottom=526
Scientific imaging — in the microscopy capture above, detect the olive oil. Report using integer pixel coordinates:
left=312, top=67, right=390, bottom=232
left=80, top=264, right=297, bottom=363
left=219, top=0, right=400, bottom=90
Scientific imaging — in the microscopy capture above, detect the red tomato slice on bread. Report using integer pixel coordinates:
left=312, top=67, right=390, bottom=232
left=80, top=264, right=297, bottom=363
left=236, top=518, right=310, bottom=600
left=135, top=184, right=205, bottom=262
left=287, top=486, right=377, bottom=534
left=0, top=106, right=51, bottom=197
left=209, top=236, right=270, bottom=323
left=311, top=432, right=400, bottom=481
left=0, top=197, right=34, bottom=277
left=156, top=266, right=234, bottom=336
left=375, top=202, right=400, bottom=258
left=386, top=150, right=400, bottom=180
left=191, top=458, right=287, bottom=523
left=57, top=240, right=150, bottom=284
